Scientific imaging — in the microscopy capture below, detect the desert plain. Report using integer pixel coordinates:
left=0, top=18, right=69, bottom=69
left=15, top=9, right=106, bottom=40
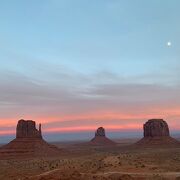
left=0, top=119, right=180, bottom=180
left=0, top=138, right=180, bottom=180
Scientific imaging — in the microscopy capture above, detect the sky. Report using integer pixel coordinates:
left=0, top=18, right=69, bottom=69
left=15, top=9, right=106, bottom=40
left=0, top=0, right=180, bottom=141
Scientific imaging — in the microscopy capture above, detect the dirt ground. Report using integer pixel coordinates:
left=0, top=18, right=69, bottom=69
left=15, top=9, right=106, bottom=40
left=0, top=139, right=180, bottom=180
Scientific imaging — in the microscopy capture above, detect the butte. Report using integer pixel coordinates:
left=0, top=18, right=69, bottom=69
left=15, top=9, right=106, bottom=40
left=136, top=119, right=180, bottom=147
left=90, top=127, right=116, bottom=146
left=0, top=119, right=60, bottom=158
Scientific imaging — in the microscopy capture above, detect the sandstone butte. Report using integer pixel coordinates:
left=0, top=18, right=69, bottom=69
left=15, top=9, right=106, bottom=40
left=0, top=119, right=60, bottom=158
left=136, top=119, right=180, bottom=147
left=90, top=127, right=116, bottom=146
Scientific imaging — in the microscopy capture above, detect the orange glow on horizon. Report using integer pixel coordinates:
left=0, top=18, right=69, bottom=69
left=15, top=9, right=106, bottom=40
left=0, top=107, right=180, bottom=136
left=43, top=124, right=142, bottom=133
left=0, top=123, right=180, bottom=136
left=0, top=130, right=15, bottom=135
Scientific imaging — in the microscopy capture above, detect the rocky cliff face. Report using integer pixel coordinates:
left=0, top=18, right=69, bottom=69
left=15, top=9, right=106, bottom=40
left=0, top=119, right=60, bottom=158
left=136, top=119, right=180, bottom=147
left=16, top=119, right=42, bottom=139
left=90, top=127, right=116, bottom=146
left=95, top=127, right=105, bottom=137
left=143, top=119, right=170, bottom=137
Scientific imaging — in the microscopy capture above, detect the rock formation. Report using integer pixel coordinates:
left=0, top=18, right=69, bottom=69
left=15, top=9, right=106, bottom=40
left=136, top=119, right=180, bottom=146
left=16, top=119, right=42, bottom=138
left=0, top=119, right=60, bottom=158
left=90, top=127, right=116, bottom=146
left=95, top=127, right=106, bottom=137
left=144, top=119, right=169, bottom=137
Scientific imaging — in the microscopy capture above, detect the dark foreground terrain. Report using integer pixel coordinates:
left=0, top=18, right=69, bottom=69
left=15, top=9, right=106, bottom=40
left=0, top=139, right=180, bottom=180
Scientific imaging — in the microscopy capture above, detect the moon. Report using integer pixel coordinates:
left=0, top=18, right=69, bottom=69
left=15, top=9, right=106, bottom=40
left=167, top=41, right=172, bottom=47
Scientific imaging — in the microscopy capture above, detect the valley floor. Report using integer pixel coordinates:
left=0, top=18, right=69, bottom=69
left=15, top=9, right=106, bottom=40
left=0, top=140, right=180, bottom=180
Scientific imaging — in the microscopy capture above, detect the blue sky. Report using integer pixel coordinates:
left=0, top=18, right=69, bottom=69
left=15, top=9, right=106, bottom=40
left=0, top=0, right=180, bottom=141
left=1, top=0, right=180, bottom=76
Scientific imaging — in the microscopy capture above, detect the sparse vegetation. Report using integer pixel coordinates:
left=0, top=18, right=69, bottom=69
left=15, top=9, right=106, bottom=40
left=0, top=142, right=180, bottom=179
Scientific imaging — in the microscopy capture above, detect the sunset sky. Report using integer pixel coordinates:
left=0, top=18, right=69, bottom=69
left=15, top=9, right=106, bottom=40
left=0, top=0, right=180, bottom=141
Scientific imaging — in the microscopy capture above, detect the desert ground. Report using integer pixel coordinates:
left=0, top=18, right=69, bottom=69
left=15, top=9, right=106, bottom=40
left=0, top=138, right=180, bottom=180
